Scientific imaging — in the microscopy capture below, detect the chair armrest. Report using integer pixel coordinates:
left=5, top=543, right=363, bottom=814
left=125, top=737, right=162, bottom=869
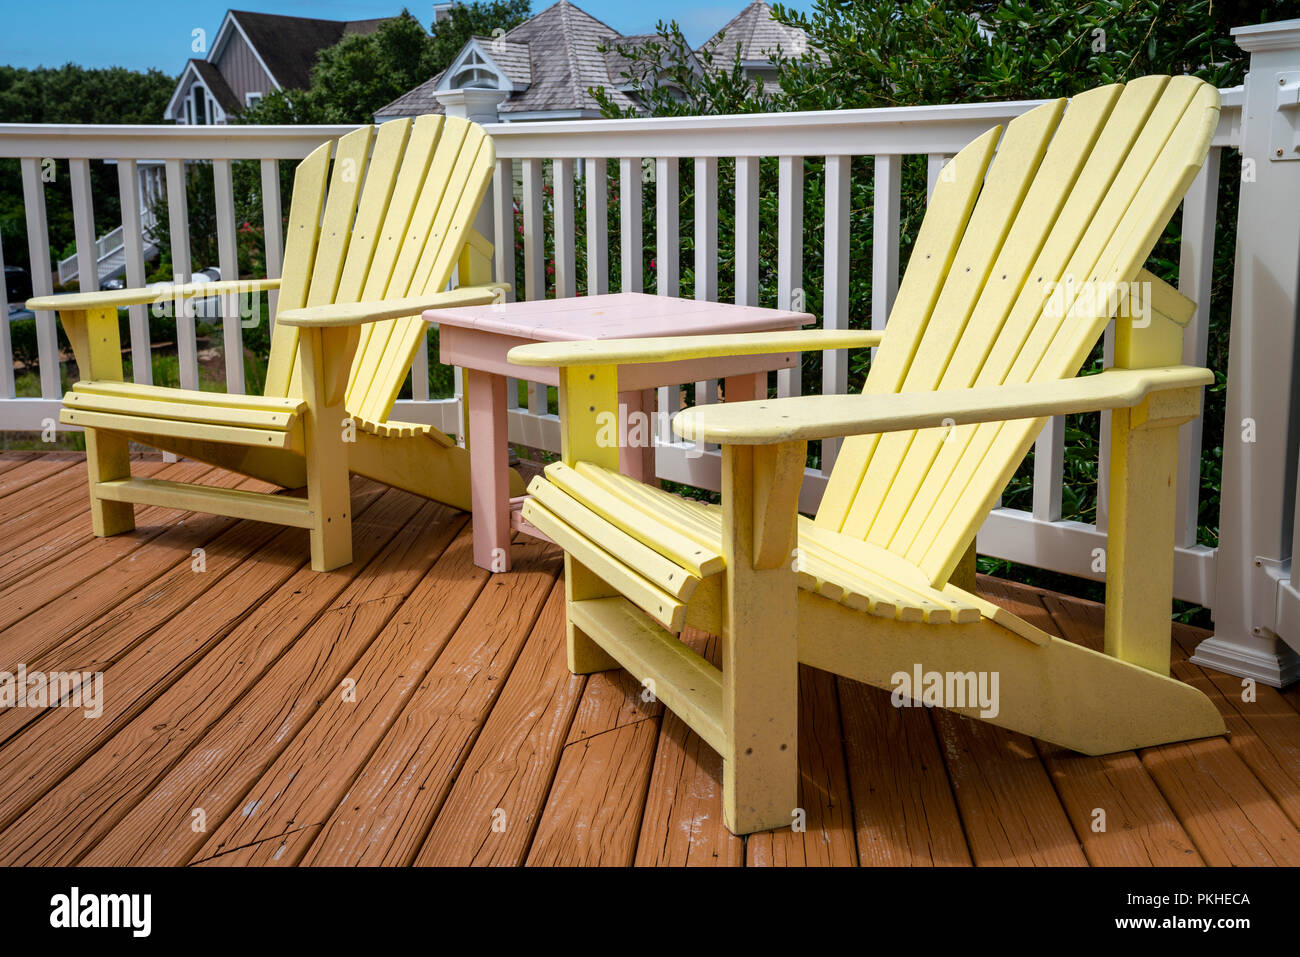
left=28, top=278, right=281, bottom=312
left=673, top=366, right=1214, bottom=445
left=507, top=329, right=882, bottom=368
left=276, top=283, right=509, bottom=327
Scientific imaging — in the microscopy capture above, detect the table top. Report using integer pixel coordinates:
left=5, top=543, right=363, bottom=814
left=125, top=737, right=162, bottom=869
left=424, top=292, right=811, bottom=341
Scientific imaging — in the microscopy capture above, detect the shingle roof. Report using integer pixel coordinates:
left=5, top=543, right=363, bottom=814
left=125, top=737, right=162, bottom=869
left=229, top=9, right=387, bottom=91
left=189, top=59, right=242, bottom=114
left=376, top=0, right=636, bottom=120
left=476, top=37, right=532, bottom=87
left=698, top=0, right=809, bottom=63
left=495, top=1, right=635, bottom=114
left=373, top=71, right=447, bottom=118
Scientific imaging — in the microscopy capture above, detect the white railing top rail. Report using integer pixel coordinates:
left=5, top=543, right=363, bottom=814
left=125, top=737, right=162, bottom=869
left=0, top=84, right=1243, bottom=162
left=0, top=124, right=359, bottom=160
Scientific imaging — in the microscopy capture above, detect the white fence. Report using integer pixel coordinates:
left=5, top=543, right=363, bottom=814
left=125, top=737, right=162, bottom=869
left=1, top=19, right=1298, bottom=685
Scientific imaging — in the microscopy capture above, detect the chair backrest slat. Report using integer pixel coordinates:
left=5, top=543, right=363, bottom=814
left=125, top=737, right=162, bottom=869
left=259, top=115, right=494, bottom=426
left=263, top=141, right=331, bottom=398
left=813, top=75, right=1221, bottom=587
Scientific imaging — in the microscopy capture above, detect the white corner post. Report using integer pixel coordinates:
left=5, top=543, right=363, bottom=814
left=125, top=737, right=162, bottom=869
left=1195, top=18, right=1300, bottom=686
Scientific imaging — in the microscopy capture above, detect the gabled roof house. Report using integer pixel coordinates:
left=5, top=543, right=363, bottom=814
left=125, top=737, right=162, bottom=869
left=165, top=9, right=388, bottom=125
left=375, top=0, right=811, bottom=123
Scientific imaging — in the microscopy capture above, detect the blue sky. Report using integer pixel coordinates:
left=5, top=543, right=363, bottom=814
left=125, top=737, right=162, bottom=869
left=2, top=1, right=816, bottom=73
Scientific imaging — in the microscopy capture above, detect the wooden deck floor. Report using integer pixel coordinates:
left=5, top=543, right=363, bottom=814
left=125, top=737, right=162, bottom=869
left=1, top=451, right=1297, bottom=867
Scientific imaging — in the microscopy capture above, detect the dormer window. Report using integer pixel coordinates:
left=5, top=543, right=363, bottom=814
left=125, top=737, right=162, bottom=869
left=451, top=50, right=500, bottom=89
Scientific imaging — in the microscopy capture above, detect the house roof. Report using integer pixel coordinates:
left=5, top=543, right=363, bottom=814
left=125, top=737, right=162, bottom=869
left=375, top=0, right=637, bottom=120
left=189, top=59, right=243, bottom=114
left=227, top=9, right=388, bottom=91
left=698, top=0, right=809, bottom=63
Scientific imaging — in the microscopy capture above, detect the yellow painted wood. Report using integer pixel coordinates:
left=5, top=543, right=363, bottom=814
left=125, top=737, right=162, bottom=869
left=558, top=365, right=620, bottom=469
left=73, top=380, right=304, bottom=414
left=797, top=589, right=1225, bottom=755
left=344, top=114, right=445, bottom=416
left=720, top=442, right=799, bottom=834
left=903, top=78, right=1219, bottom=581
left=263, top=140, right=332, bottom=399
left=60, top=407, right=304, bottom=452
left=814, top=125, right=1001, bottom=531
left=523, top=499, right=687, bottom=633
left=94, top=477, right=314, bottom=528
left=508, top=328, right=881, bottom=368
left=519, top=78, right=1228, bottom=835
left=275, top=283, right=505, bottom=327
left=64, top=390, right=299, bottom=431
left=568, top=596, right=727, bottom=755
left=543, top=461, right=725, bottom=577
left=341, top=118, right=413, bottom=402
left=346, top=428, right=523, bottom=511
left=751, top=442, right=806, bottom=570
left=672, top=366, right=1213, bottom=444
left=298, top=323, right=358, bottom=570
left=122, top=435, right=307, bottom=489
left=28, top=277, right=280, bottom=313
left=49, top=118, right=504, bottom=569
left=527, top=475, right=701, bottom=601
left=854, top=98, right=1067, bottom=547
left=854, top=89, right=1120, bottom=547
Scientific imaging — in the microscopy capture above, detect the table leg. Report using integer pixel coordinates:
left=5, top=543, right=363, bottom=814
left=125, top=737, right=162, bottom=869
left=466, top=368, right=511, bottom=573
left=619, top=388, right=657, bottom=485
left=724, top=372, right=767, bottom=403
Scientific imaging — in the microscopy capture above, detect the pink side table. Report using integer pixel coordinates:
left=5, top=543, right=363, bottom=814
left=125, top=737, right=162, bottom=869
left=425, top=292, right=811, bottom=572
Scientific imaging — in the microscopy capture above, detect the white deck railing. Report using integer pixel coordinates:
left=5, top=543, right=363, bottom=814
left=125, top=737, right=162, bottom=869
left=0, top=18, right=1297, bottom=685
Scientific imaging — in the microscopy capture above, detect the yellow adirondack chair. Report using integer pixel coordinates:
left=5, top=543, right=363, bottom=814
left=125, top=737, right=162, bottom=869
left=29, top=115, right=524, bottom=572
left=509, top=76, right=1229, bottom=834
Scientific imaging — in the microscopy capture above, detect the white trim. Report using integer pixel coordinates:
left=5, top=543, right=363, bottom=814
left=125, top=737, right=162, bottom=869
left=498, top=109, right=603, bottom=122
left=164, top=61, right=205, bottom=122
left=437, top=37, right=517, bottom=93
left=245, top=91, right=264, bottom=108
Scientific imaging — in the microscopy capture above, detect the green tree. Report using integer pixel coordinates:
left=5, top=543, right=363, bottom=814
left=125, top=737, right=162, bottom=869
left=0, top=64, right=175, bottom=271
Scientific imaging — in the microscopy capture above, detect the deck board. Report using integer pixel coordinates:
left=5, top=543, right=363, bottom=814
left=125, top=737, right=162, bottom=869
left=0, top=451, right=1294, bottom=867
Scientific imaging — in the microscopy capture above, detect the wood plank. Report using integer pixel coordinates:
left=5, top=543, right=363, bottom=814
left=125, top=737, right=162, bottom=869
left=41, top=489, right=431, bottom=866
left=1041, top=590, right=1300, bottom=866
left=415, top=580, right=586, bottom=865
left=182, top=507, right=466, bottom=866
left=836, top=674, right=971, bottom=866
left=0, top=454, right=80, bottom=499
left=1170, top=626, right=1300, bottom=830
left=525, top=664, right=665, bottom=865
left=933, top=707, right=1087, bottom=866
left=747, top=666, right=857, bottom=865
left=292, top=536, right=561, bottom=866
left=0, top=507, right=319, bottom=841
left=0, top=467, right=273, bottom=665
left=0, top=459, right=212, bottom=592
left=634, top=629, right=744, bottom=866
left=982, top=578, right=1202, bottom=866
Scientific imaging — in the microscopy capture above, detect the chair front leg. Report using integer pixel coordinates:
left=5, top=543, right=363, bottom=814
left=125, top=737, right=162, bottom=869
left=298, top=324, right=359, bottom=571
left=61, top=307, right=135, bottom=536
left=1105, top=388, right=1203, bottom=675
left=720, top=440, right=804, bottom=834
